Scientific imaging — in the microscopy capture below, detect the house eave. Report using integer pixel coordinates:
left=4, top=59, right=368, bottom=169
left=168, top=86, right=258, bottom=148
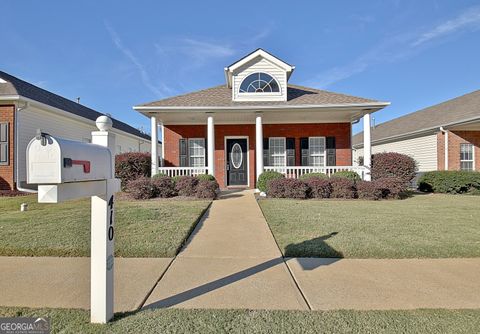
left=352, top=114, right=480, bottom=149
left=134, top=102, right=390, bottom=113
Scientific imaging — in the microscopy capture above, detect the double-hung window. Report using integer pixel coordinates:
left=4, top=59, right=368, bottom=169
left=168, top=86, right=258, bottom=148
left=188, top=138, right=206, bottom=167
left=269, top=137, right=286, bottom=166
left=460, top=143, right=474, bottom=171
left=309, top=137, right=326, bottom=166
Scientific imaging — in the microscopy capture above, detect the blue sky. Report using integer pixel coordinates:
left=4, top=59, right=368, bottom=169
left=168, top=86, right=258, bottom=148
left=2, top=0, right=480, bottom=134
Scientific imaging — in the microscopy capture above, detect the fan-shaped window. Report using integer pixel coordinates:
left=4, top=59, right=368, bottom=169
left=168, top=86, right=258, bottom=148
left=239, top=72, right=280, bottom=93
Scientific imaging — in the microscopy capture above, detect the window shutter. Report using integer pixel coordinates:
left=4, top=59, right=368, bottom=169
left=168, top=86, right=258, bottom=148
left=179, top=138, right=188, bottom=167
left=300, top=137, right=309, bottom=166
left=326, top=137, right=336, bottom=166
left=204, top=137, right=208, bottom=167
left=263, top=138, right=269, bottom=166
left=0, top=122, right=8, bottom=165
left=286, top=138, right=295, bottom=166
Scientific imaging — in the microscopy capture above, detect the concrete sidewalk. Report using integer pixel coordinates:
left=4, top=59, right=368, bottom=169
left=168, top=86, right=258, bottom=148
left=0, top=257, right=172, bottom=312
left=144, top=190, right=308, bottom=310
left=287, top=257, right=480, bottom=310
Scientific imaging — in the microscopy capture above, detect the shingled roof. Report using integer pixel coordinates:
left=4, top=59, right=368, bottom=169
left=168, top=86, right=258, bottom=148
left=0, top=71, right=150, bottom=140
left=138, top=84, right=380, bottom=108
left=352, top=89, right=480, bottom=147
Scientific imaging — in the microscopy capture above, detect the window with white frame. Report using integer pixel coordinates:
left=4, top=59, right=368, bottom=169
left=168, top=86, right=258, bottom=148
left=309, top=137, right=326, bottom=166
left=460, top=143, right=474, bottom=171
left=269, top=137, right=286, bottom=166
left=188, top=138, right=205, bottom=167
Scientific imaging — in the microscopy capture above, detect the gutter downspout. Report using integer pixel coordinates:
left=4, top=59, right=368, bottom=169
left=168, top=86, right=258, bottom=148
left=440, top=126, right=448, bottom=171
left=15, top=101, right=36, bottom=193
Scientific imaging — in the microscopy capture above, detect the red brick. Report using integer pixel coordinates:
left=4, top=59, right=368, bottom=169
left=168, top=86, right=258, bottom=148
left=164, top=123, right=352, bottom=189
left=437, top=130, right=480, bottom=170
left=0, top=105, right=15, bottom=190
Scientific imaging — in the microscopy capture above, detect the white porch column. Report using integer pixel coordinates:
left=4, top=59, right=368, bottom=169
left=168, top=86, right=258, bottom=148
left=151, top=116, right=158, bottom=176
left=160, top=122, right=165, bottom=167
left=363, top=113, right=372, bottom=181
left=444, top=130, right=449, bottom=170
left=207, top=115, right=215, bottom=176
left=255, top=114, right=264, bottom=181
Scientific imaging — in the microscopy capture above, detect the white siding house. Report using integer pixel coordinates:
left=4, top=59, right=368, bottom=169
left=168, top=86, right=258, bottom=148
left=353, top=134, right=438, bottom=172
left=0, top=70, right=158, bottom=191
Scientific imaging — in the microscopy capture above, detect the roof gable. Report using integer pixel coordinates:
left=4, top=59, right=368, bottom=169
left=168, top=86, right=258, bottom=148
left=224, top=49, right=294, bottom=88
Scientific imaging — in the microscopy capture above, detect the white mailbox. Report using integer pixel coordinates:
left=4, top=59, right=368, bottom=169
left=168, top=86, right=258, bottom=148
left=26, top=117, right=120, bottom=324
left=27, top=132, right=113, bottom=184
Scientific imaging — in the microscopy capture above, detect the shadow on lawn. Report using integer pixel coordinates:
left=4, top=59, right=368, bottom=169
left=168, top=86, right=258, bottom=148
left=285, top=232, right=343, bottom=259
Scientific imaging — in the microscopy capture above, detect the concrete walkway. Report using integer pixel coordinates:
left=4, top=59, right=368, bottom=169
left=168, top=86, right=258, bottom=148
left=143, top=190, right=309, bottom=310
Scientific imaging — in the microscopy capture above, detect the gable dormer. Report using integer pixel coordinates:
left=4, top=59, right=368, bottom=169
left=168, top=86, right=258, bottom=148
left=224, top=49, right=295, bottom=102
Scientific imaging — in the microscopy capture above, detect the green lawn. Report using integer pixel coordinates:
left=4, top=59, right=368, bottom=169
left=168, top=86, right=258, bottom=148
left=259, top=194, right=480, bottom=258
left=1, top=307, right=479, bottom=334
left=0, top=195, right=210, bottom=257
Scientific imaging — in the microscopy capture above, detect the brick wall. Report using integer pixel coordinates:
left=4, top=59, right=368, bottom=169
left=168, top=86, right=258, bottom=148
left=0, top=105, right=15, bottom=190
left=164, top=122, right=352, bottom=188
left=437, top=130, right=480, bottom=170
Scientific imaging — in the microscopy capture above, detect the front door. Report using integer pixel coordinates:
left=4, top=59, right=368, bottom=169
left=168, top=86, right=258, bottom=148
left=226, top=138, right=248, bottom=186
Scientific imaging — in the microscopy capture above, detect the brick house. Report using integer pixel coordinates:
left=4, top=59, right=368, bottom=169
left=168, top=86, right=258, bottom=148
left=353, top=90, right=480, bottom=173
left=134, top=49, right=389, bottom=189
left=0, top=71, right=157, bottom=191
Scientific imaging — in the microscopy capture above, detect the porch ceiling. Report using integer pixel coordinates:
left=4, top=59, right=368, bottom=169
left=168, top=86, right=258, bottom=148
left=136, top=105, right=386, bottom=125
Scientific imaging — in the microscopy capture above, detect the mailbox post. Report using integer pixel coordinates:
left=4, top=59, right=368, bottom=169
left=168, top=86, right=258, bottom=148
left=27, top=116, right=120, bottom=324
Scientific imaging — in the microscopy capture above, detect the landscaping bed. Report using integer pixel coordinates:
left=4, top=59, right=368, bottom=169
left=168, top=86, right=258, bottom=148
left=259, top=194, right=480, bottom=258
left=1, top=306, right=479, bottom=334
left=0, top=195, right=210, bottom=257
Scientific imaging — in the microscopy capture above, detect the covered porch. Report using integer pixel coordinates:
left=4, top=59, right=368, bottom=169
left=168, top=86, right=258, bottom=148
left=135, top=104, right=383, bottom=188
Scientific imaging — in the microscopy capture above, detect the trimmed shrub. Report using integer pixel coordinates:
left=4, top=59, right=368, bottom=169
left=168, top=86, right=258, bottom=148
left=305, top=177, right=332, bottom=199
left=115, top=152, right=151, bottom=188
left=151, top=175, right=176, bottom=198
left=125, top=176, right=157, bottom=200
left=299, top=172, right=328, bottom=180
left=196, top=174, right=220, bottom=191
left=195, top=180, right=218, bottom=199
left=375, top=177, right=407, bottom=199
left=418, top=171, right=480, bottom=194
left=258, top=171, right=284, bottom=193
left=196, top=174, right=217, bottom=182
left=332, top=171, right=361, bottom=183
left=356, top=180, right=382, bottom=200
left=175, top=176, right=199, bottom=197
left=371, top=152, right=416, bottom=184
left=267, top=178, right=309, bottom=199
left=330, top=178, right=356, bottom=199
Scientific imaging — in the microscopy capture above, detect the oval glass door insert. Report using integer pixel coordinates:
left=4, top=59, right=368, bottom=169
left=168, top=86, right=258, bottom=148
left=231, top=143, right=243, bottom=169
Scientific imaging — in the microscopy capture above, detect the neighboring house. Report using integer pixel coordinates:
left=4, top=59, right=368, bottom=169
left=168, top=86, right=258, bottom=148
left=352, top=90, right=480, bottom=173
left=134, top=49, right=389, bottom=189
left=0, top=71, right=158, bottom=191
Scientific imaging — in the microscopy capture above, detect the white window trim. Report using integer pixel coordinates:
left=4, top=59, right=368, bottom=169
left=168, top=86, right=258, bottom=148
left=309, top=136, right=326, bottom=167
left=238, top=72, right=282, bottom=96
left=460, top=143, right=475, bottom=171
left=188, top=138, right=206, bottom=167
left=269, top=137, right=286, bottom=167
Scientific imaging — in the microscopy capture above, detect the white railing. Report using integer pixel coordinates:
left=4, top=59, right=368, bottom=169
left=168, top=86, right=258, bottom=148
left=156, top=167, right=209, bottom=177
left=264, top=166, right=368, bottom=180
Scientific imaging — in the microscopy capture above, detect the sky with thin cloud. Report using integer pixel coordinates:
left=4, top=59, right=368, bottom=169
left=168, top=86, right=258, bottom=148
left=1, top=0, right=479, bottom=134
